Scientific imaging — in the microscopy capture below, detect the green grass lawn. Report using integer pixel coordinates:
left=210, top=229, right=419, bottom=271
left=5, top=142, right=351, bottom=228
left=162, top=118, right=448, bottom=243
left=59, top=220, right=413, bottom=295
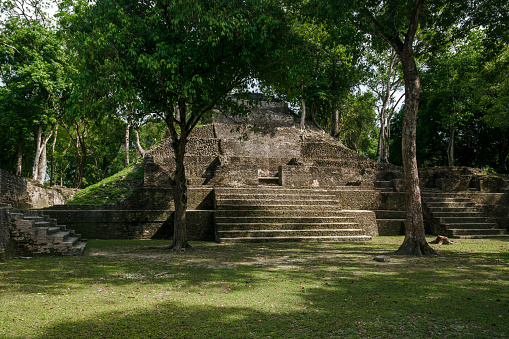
left=0, top=237, right=508, bottom=338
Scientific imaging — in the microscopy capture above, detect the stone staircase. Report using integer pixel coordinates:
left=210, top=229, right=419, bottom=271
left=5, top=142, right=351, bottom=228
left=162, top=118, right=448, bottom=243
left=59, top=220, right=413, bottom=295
left=214, top=187, right=372, bottom=243
left=422, top=193, right=508, bottom=239
left=5, top=206, right=87, bottom=256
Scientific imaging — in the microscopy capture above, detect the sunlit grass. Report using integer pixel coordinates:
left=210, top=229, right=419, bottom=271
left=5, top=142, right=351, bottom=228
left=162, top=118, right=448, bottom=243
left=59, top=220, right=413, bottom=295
left=0, top=237, right=508, bottom=338
left=66, top=164, right=144, bottom=205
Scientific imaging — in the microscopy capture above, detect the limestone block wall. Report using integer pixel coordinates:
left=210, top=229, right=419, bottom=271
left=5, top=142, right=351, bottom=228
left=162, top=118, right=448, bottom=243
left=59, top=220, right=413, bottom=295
left=42, top=208, right=214, bottom=241
left=418, top=167, right=508, bottom=192
left=0, top=169, right=78, bottom=209
left=214, top=123, right=300, bottom=177
left=467, top=193, right=509, bottom=230
left=42, top=188, right=215, bottom=240
left=0, top=206, right=14, bottom=260
left=213, top=95, right=296, bottom=128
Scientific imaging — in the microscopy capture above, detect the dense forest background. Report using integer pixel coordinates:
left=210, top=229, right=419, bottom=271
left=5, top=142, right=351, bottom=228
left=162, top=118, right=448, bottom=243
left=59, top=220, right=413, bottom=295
left=1, top=0, right=508, bottom=189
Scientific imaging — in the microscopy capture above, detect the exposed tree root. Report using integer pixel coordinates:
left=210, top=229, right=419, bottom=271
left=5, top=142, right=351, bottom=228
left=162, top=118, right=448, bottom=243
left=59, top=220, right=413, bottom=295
left=167, top=242, right=193, bottom=252
left=394, top=239, right=438, bottom=256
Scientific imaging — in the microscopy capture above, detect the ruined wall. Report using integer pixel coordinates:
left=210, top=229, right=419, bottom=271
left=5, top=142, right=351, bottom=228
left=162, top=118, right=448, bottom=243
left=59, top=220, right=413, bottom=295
left=144, top=125, right=221, bottom=186
left=418, top=167, right=509, bottom=192
left=41, top=208, right=214, bottom=241
left=0, top=168, right=78, bottom=209
left=0, top=206, right=12, bottom=260
left=42, top=188, right=215, bottom=240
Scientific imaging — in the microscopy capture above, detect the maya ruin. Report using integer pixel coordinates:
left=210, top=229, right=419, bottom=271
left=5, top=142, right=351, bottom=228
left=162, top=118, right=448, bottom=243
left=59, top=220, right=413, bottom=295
left=1, top=96, right=508, bottom=258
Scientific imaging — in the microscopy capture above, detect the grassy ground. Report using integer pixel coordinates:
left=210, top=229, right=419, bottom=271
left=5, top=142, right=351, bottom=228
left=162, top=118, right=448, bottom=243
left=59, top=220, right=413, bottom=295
left=66, top=163, right=144, bottom=205
left=0, top=236, right=508, bottom=338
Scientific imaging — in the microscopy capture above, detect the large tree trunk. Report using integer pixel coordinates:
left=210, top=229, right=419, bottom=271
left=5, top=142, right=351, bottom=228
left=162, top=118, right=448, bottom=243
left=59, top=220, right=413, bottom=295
left=16, top=140, right=23, bottom=176
left=394, top=47, right=436, bottom=256
left=169, top=102, right=191, bottom=251
left=37, top=146, right=47, bottom=184
left=125, top=121, right=130, bottom=166
left=133, top=129, right=146, bottom=158
left=171, top=141, right=190, bottom=251
left=32, top=125, right=53, bottom=184
left=300, top=97, right=306, bottom=130
left=383, top=125, right=391, bottom=163
left=330, top=105, right=340, bottom=139
left=50, top=122, right=58, bottom=186
left=376, top=125, right=384, bottom=162
left=447, top=126, right=455, bottom=167
left=32, top=126, right=43, bottom=181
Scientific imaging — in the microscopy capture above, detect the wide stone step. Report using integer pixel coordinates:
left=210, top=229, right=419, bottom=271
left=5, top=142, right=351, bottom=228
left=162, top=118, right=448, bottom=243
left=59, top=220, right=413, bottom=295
left=423, top=197, right=471, bottom=202
left=216, top=204, right=341, bottom=212
left=437, top=217, right=492, bottom=224
left=71, top=241, right=87, bottom=255
left=216, top=222, right=358, bottom=231
left=8, top=212, right=24, bottom=220
left=451, top=234, right=509, bottom=239
left=217, top=193, right=337, bottom=200
left=51, top=231, right=71, bottom=243
left=218, top=235, right=372, bottom=243
left=447, top=228, right=508, bottom=237
left=24, top=216, right=45, bottom=222
left=425, top=206, right=481, bottom=213
left=217, top=199, right=336, bottom=206
left=215, top=216, right=354, bottom=224
left=441, top=222, right=501, bottom=229
left=218, top=229, right=365, bottom=238
left=33, top=221, right=52, bottom=228
left=431, top=211, right=484, bottom=218
left=426, top=202, right=476, bottom=208
left=47, top=226, right=62, bottom=234
left=215, top=187, right=340, bottom=195
left=215, top=209, right=347, bottom=217
left=63, top=236, right=80, bottom=246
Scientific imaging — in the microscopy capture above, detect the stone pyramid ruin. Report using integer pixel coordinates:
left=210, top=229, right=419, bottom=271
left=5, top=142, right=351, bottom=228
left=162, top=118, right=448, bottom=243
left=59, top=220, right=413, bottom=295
left=2, top=95, right=508, bottom=257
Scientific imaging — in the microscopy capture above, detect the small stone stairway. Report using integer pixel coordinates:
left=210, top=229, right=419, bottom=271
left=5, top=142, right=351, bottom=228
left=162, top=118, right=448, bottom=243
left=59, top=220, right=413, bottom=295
left=6, top=207, right=87, bottom=256
left=214, top=187, right=371, bottom=243
left=422, top=193, right=508, bottom=239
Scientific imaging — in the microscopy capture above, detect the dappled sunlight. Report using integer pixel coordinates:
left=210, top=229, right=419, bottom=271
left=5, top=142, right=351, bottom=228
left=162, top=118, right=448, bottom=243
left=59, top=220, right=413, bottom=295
left=1, top=237, right=508, bottom=338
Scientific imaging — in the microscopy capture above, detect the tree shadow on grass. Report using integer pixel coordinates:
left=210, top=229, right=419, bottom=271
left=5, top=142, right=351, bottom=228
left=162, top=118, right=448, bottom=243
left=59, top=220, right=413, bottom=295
left=1, top=239, right=508, bottom=338
left=32, top=265, right=509, bottom=339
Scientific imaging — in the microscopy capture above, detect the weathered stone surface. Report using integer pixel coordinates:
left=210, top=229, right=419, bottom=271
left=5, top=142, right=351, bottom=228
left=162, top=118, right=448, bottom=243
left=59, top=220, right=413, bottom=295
left=4, top=95, right=507, bottom=244
left=0, top=206, right=14, bottom=260
left=43, top=188, right=216, bottom=240
left=42, top=208, right=214, bottom=241
left=0, top=169, right=77, bottom=209
left=373, top=255, right=390, bottom=262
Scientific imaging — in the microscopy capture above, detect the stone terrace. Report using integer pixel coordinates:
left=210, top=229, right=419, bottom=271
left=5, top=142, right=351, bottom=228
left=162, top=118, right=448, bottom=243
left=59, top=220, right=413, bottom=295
left=38, top=96, right=509, bottom=243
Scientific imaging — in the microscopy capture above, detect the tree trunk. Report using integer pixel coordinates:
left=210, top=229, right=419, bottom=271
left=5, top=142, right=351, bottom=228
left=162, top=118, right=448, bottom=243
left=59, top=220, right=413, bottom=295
left=133, top=128, right=146, bottom=158
left=383, top=125, right=391, bottom=163
left=394, top=47, right=436, bottom=256
left=125, top=121, right=130, bottom=166
left=330, top=106, right=340, bottom=139
left=377, top=120, right=385, bottom=162
left=32, top=126, right=43, bottom=181
left=16, top=140, right=23, bottom=176
left=447, top=126, right=455, bottom=167
left=32, top=125, right=53, bottom=184
left=50, top=122, right=58, bottom=186
left=169, top=102, right=191, bottom=251
left=300, top=97, right=306, bottom=130
left=37, top=146, right=47, bottom=184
